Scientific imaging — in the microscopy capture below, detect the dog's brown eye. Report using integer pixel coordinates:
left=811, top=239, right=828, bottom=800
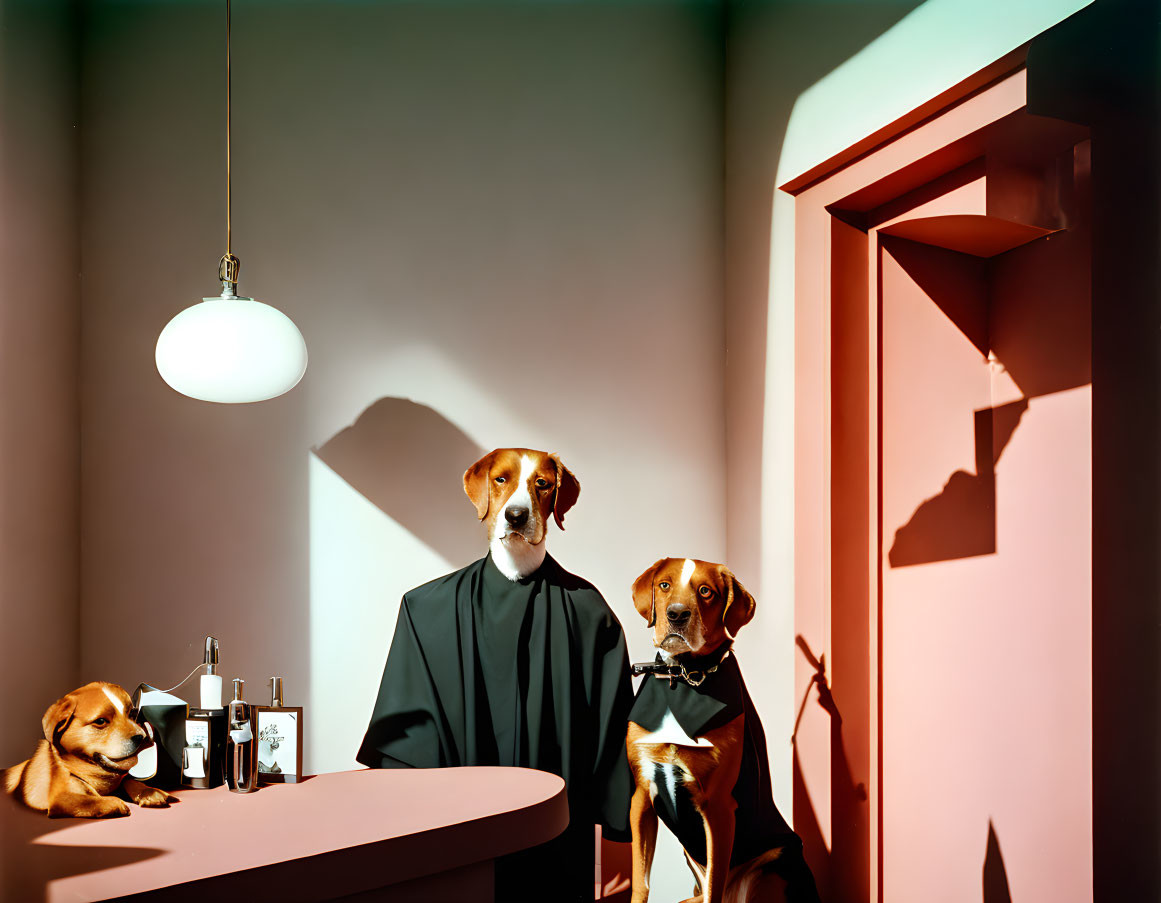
left=494, top=477, right=507, bottom=485
left=658, top=581, right=670, bottom=591
left=92, top=718, right=109, bottom=727
left=535, top=478, right=550, bottom=489
left=699, top=585, right=712, bottom=598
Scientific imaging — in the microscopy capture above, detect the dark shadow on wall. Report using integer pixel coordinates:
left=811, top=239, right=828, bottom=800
left=314, top=398, right=486, bottom=567
left=881, top=183, right=1091, bottom=407
left=983, top=820, right=1013, bottom=903
left=793, top=635, right=865, bottom=903
left=1026, top=2, right=1161, bottom=898
left=880, top=140, right=1090, bottom=566
left=889, top=400, right=1028, bottom=567
left=722, top=0, right=925, bottom=581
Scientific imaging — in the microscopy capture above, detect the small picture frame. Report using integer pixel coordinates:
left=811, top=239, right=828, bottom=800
left=255, top=707, right=303, bottom=783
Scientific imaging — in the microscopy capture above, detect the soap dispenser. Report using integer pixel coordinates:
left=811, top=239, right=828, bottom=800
left=199, top=636, right=222, bottom=710
left=226, top=678, right=257, bottom=793
left=183, top=635, right=227, bottom=789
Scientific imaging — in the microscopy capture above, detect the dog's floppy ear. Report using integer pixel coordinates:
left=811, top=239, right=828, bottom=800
left=42, top=693, right=78, bottom=745
left=551, top=455, right=580, bottom=530
left=719, top=565, right=756, bottom=640
left=632, top=559, right=667, bottom=627
left=463, top=450, right=498, bottom=521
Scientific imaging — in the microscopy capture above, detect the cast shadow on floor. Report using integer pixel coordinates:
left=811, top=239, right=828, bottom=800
left=0, top=795, right=163, bottom=901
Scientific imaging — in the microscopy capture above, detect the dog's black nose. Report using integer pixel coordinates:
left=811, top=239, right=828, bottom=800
left=505, top=506, right=529, bottom=527
left=666, top=603, right=691, bottom=625
left=129, top=732, right=149, bottom=752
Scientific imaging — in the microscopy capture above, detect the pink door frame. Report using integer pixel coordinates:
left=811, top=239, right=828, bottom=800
left=781, top=51, right=1094, bottom=903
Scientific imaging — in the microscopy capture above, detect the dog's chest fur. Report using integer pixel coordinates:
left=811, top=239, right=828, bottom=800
left=628, top=657, right=752, bottom=866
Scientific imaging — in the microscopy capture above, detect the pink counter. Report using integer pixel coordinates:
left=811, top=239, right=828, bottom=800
left=0, top=767, right=568, bottom=902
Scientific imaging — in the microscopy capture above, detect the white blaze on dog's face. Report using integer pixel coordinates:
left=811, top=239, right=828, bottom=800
left=463, top=447, right=580, bottom=580
left=42, top=682, right=151, bottom=774
left=631, top=558, right=756, bottom=656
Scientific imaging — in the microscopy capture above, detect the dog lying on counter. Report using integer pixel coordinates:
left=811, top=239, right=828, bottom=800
left=3, top=681, right=175, bottom=817
left=627, top=558, right=820, bottom=903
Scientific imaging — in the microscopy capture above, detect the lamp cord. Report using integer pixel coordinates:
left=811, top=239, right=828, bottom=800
left=217, top=0, right=239, bottom=288
left=226, top=0, right=232, bottom=257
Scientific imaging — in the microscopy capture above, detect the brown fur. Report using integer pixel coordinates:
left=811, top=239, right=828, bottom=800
left=627, top=559, right=786, bottom=903
left=2, top=682, right=175, bottom=818
left=462, top=447, right=579, bottom=542
left=630, top=558, right=755, bottom=658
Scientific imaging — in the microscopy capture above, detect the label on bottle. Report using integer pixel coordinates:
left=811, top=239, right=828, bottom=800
left=230, top=725, right=253, bottom=743
left=257, top=711, right=297, bottom=776
left=184, top=720, right=210, bottom=778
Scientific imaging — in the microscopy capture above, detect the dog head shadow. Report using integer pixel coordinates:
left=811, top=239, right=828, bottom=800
left=314, top=398, right=487, bottom=566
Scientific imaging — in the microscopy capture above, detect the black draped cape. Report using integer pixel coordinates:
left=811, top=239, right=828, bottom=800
left=628, top=653, right=796, bottom=868
left=357, top=554, right=634, bottom=901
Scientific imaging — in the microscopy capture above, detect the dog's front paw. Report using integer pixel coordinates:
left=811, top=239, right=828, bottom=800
left=135, top=788, right=176, bottom=808
left=95, top=796, right=131, bottom=818
left=123, top=777, right=177, bottom=808
left=48, top=793, right=132, bottom=818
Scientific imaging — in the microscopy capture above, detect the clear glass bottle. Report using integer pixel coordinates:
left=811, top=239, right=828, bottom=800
left=226, top=678, right=257, bottom=793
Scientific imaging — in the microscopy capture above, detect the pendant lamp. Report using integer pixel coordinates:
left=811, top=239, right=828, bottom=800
left=156, top=0, right=307, bottom=404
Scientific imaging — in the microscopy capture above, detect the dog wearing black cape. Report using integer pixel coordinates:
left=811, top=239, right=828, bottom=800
left=357, top=448, right=634, bottom=902
left=626, top=558, right=819, bottom=903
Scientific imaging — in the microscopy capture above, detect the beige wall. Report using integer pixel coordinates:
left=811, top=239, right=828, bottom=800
left=79, top=0, right=723, bottom=782
left=0, top=0, right=81, bottom=766
left=723, top=0, right=924, bottom=821
left=77, top=7, right=723, bottom=893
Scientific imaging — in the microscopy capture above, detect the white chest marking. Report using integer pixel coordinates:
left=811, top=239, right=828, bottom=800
left=680, top=557, right=696, bottom=586
left=102, top=687, right=125, bottom=714
left=634, top=708, right=714, bottom=748
left=638, top=760, right=692, bottom=803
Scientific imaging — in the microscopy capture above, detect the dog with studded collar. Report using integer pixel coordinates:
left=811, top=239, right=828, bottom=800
left=626, top=558, right=819, bottom=903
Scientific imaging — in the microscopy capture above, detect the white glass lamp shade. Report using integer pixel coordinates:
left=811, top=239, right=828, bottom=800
left=156, top=297, right=308, bottom=403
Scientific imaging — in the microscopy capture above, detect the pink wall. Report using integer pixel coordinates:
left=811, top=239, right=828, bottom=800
left=0, top=0, right=81, bottom=766
left=879, top=181, right=1092, bottom=899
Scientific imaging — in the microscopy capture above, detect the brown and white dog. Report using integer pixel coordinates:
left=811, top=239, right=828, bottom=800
left=463, top=447, right=580, bottom=580
left=626, top=559, right=819, bottom=903
left=3, top=682, right=175, bottom=818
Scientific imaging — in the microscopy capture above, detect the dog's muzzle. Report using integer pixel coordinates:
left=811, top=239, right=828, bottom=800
left=499, top=505, right=538, bottom=543
left=94, top=747, right=143, bottom=772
